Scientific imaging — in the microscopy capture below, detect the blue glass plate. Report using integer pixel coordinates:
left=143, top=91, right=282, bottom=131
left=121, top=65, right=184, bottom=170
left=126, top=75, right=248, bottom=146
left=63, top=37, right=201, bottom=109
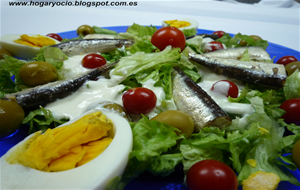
left=0, top=26, right=299, bottom=190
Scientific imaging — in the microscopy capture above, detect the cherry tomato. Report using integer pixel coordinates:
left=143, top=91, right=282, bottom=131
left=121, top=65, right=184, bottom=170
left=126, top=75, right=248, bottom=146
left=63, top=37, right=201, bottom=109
left=277, top=56, right=298, bottom=66
left=122, top=87, right=157, bottom=115
left=279, top=98, right=300, bottom=125
left=212, top=30, right=225, bottom=38
left=204, top=41, right=224, bottom=52
left=151, top=26, right=186, bottom=51
left=81, top=53, right=106, bottom=69
left=46, top=33, right=63, bottom=41
left=211, top=80, right=239, bottom=98
left=186, top=160, right=238, bottom=190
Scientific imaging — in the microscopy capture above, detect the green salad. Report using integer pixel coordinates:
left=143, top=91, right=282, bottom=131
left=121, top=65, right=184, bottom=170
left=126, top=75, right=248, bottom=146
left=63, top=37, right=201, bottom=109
left=1, top=23, right=300, bottom=190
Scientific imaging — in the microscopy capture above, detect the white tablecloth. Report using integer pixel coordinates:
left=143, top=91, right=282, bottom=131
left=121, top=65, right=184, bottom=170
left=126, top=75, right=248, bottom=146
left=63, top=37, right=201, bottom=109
left=1, top=0, right=300, bottom=51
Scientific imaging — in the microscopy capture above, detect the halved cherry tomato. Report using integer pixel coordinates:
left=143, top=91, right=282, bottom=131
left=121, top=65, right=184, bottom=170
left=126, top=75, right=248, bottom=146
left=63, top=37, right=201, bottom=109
left=279, top=98, right=300, bottom=125
left=186, top=160, right=238, bottom=190
left=46, top=33, right=63, bottom=41
left=151, top=26, right=186, bottom=51
left=276, top=55, right=298, bottom=66
left=81, top=53, right=106, bottom=69
left=212, top=30, right=225, bottom=38
left=204, top=41, right=224, bottom=52
left=122, top=87, right=157, bottom=115
left=211, top=80, right=239, bottom=98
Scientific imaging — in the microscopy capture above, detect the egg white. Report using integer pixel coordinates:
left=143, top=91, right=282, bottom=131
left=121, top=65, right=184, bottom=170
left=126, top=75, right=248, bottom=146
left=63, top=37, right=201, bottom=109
left=162, top=18, right=199, bottom=31
left=0, top=34, right=60, bottom=60
left=0, top=110, right=133, bottom=190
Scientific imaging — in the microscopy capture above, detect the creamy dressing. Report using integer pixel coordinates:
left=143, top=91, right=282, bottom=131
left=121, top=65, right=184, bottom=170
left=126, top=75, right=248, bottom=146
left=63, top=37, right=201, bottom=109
left=197, top=69, right=254, bottom=116
left=60, top=55, right=91, bottom=78
left=45, top=54, right=170, bottom=120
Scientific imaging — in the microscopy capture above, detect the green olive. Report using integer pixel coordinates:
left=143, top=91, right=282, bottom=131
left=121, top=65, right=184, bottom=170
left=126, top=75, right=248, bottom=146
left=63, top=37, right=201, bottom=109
left=292, top=139, right=300, bottom=169
left=98, top=101, right=131, bottom=121
left=76, top=25, right=95, bottom=36
left=0, top=99, right=25, bottom=139
left=285, top=61, right=300, bottom=76
left=249, top=35, right=262, bottom=41
left=0, top=49, right=12, bottom=59
left=19, top=61, right=58, bottom=87
left=239, top=35, right=263, bottom=46
left=151, top=110, right=194, bottom=138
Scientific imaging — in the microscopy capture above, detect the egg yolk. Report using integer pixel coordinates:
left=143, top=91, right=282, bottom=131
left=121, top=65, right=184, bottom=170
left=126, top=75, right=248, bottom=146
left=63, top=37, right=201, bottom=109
left=14, top=34, right=56, bottom=48
left=164, top=20, right=191, bottom=28
left=6, top=111, right=113, bottom=172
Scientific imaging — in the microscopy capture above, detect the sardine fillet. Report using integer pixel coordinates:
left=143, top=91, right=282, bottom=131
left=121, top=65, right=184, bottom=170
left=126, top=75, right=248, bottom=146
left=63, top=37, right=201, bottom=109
left=203, top=47, right=271, bottom=61
left=172, top=67, right=231, bottom=132
left=51, top=39, right=134, bottom=56
left=189, top=53, right=287, bottom=89
left=6, top=63, right=115, bottom=110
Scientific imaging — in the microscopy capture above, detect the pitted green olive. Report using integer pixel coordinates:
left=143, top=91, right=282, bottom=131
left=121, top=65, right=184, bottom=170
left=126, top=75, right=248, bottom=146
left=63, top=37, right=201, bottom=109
left=19, top=61, right=58, bottom=86
left=0, top=49, right=12, bottom=59
left=151, top=110, right=194, bottom=138
left=0, top=99, right=25, bottom=139
left=292, top=139, right=300, bottom=169
left=76, top=25, right=95, bottom=36
left=97, top=101, right=131, bottom=121
left=285, top=61, right=300, bottom=76
left=239, top=35, right=263, bottom=47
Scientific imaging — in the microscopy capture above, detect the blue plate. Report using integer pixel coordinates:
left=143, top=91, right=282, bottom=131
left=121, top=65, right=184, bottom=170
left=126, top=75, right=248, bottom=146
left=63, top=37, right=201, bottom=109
left=1, top=26, right=300, bottom=190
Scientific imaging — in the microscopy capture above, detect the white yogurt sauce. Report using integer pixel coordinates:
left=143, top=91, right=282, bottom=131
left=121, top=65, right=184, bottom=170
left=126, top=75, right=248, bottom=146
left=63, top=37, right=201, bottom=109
left=45, top=55, right=170, bottom=120
left=197, top=68, right=254, bottom=116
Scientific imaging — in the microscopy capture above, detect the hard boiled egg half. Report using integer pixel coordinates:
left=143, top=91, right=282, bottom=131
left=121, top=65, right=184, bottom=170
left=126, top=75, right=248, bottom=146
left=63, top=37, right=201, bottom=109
left=0, top=34, right=60, bottom=60
left=162, top=18, right=199, bottom=32
left=0, top=109, right=133, bottom=189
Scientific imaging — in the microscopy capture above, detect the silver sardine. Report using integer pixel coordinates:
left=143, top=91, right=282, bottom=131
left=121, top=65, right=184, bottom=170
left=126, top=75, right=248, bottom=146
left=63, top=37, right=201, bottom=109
left=203, top=47, right=271, bottom=61
left=172, top=66, right=232, bottom=132
left=51, top=39, right=134, bottom=56
left=6, top=63, right=115, bottom=110
left=189, top=53, right=287, bottom=89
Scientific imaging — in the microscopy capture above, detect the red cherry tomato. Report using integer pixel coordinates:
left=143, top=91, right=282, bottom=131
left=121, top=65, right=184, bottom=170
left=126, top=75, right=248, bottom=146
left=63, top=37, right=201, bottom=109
left=186, top=160, right=238, bottom=190
left=204, top=41, right=224, bottom=52
left=46, top=33, right=63, bottom=41
left=211, top=80, right=239, bottom=98
left=212, top=30, right=225, bottom=38
left=151, top=26, right=186, bottom=52
left=81, top=53, right=106, bottom=69
left=280, top=98, right=300, bottom=125
left=122, top=87, right=157, bottom=115
left=277, top=56, right=298, bottom=66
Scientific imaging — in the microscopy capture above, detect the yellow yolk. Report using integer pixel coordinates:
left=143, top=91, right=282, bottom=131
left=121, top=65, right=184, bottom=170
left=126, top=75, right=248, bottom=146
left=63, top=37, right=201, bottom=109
left=163, top=20, right=191, bottom=28
left=242, top=171, right=281, bottom=190
left=259, top=127, right=269, bottom=135
left=246, top=159, right=257, bottom=168
left=8, top=111, right=113, bottom=172
left=14, top=34, right=56, bottom=47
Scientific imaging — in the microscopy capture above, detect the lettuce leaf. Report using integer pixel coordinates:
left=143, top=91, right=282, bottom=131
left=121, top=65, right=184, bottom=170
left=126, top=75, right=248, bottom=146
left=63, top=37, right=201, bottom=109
left=107, top=116, right=183, bottom=190
left=186, top=36, right=204, bottom=54
left=126, top=23, right=157, bottom=38
left=0, top=55, right=26, bottom=97
left=181, top=28, right=197, bottom=37
left=22, top=106, right=68, bottom=134
left=217, top=33, right=269, bottom=50
left=112, top=46, right=181, bottom=80
left=34, top=46, right=67, bottom=70
left=93, top=26, right=118, bottom=35
left=284, top=69, right=300, bottom=100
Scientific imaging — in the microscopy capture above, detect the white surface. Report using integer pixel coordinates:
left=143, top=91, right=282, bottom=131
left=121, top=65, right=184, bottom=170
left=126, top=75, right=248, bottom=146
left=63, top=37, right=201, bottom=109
left=0, top=110, right=133, bottom=189
left=0, top=0, right=299, bottom=51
